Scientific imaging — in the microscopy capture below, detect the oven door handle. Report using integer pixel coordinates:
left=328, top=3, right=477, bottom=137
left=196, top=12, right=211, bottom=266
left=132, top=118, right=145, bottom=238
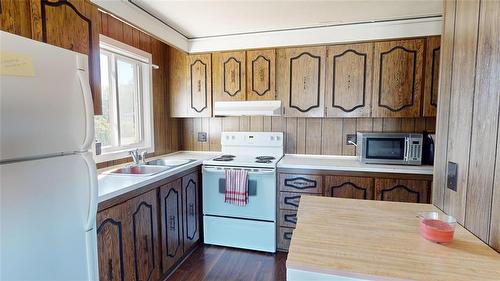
left=202, top=166, right=275, bottom=175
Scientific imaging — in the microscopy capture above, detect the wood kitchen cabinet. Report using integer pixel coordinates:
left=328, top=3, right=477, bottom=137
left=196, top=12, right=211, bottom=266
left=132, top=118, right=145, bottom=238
left=277, top=46, right=326, bottom=117
left=0, top=0, right=102, bottom=114
left=372, top=39, right=424, bottom=117
left=213, top=51, right=246, bottom=101
left=246, top=49, right=276, bottom=100
left=169, top=48, right=213, bottom=117
left=423, top=36, right=441, bottom=117
left=325, top=43, right=373, bottom=117
left=375, top=178, right=431, bottom=203
left=159, top=179, right=184, bottom=271
left=96, top=189, right=159, bottom=281
left=97, top=201, right=129, bottom=281
left=324, top=176, right=374, bottom=200
left=181, top=171, right=200, bottom=253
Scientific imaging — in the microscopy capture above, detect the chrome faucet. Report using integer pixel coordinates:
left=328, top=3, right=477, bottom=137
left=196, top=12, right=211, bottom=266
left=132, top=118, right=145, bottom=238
left=130, top=149, right=147, bottom=165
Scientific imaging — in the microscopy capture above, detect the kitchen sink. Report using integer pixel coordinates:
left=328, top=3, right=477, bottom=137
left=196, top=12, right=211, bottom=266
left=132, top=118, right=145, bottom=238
left=109, top=165, right=170, bottom=176
left=145, top=159, right=195, bottom=167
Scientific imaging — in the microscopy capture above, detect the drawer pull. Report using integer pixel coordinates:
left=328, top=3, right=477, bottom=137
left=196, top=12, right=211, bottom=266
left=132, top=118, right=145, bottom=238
left=283, top=232, right=293, bottom=240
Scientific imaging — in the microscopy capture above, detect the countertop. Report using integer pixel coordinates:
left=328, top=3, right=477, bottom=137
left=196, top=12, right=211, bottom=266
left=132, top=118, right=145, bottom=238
left=278, top=154, right=434, bottom=175
left=287, top=196, right=500, bottom=281
left=97, top=151, right=220, bottom=203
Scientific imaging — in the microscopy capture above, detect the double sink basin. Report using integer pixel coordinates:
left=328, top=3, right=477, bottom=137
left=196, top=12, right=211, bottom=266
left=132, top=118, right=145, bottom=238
left=108, top=158, right=196, bottom=176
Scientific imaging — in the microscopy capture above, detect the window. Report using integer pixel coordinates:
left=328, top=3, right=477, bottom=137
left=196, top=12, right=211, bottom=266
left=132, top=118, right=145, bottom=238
left=94, top=35, right=154, bottom=163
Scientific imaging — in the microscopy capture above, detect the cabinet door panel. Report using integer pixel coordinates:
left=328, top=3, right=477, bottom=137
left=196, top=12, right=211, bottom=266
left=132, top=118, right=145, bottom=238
left=375, top=178, right=430, bottom=203
left=188, top=53, right=212, bottom=116
left=127, top=190, right=159, bottom=281
left=278, top=46, right=326, bottom=117
left=97, top=204, right=128, bottom=281
left=279, top=173, right=323, bottom=193
left=279, top=209, right=298, bottom=228
left=372, top=39, right=424, bottom=117
left=213, top=51, right=246, bottom=101
left=160, top=179, right=184, bottom=272
left=247, top=49, right=275, bottom=100
left=182, top=171, right=200, bottom=253
left=279, top=192, right=320, bottom=210
left=423, top=36, right=441, bottom=117
left=326, top=43, right=373, bottom=117
left=38, top=0, right=102, bottom=114
left=324, top=176, right=374, bottom=200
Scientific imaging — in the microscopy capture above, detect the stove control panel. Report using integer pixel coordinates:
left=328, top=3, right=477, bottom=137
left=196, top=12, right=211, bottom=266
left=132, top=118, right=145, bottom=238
left=221, top=132, right=283, bottom=147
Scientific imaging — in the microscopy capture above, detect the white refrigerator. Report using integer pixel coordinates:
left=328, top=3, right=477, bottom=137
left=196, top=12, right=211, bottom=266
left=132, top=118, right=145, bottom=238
left=0, top=31, right=99, bottom=281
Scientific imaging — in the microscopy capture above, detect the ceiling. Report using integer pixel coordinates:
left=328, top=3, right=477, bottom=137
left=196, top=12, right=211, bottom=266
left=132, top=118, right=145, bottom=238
left=129, top=0, right=443, bottom=39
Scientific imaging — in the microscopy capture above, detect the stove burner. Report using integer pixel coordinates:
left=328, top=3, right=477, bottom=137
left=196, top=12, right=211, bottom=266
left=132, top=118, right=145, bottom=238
left=255, top=159, right=272, bottom=164
left=256, top=156, right=276, bottom=161
left=213, top=157, right=234, bottom=161
left=220, top=155, right=236, bottom=158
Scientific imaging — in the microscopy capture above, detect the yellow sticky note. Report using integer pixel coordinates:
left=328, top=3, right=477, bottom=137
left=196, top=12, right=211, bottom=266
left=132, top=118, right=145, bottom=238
left=0, top=52, right=35, bottom=77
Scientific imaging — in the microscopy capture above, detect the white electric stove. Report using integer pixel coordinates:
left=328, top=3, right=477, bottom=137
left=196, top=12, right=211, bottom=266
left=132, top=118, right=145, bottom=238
left=202, top=132, right=284, bottom=253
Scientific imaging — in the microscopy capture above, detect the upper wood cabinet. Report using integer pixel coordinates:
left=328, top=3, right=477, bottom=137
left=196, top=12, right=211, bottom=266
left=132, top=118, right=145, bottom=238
left=324, top=176, right=374, bottom=200
left=372, top=39, right=424, bottom=117
left=213, top=51, right=246, bottom=101
left=96, top=190, right=160, bottom=281
left=423, top=36, right=441, bottom=117
left=36, top=0, right=102, bottom=114
left=169, top=48, right=212, bottom=117
left=375, top=178, right=430, bottom=203
left=246, top=49, right=276, bottom=100
left=160, top=179, right=184, bottom=272
left=277, top=46, right=326, bottom=117
left=325, top=43, right=373, bottom=117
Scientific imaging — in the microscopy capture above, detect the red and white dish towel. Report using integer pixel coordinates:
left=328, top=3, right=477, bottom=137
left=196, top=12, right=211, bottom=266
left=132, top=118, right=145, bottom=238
left=224, top=169, right=249, bottom=206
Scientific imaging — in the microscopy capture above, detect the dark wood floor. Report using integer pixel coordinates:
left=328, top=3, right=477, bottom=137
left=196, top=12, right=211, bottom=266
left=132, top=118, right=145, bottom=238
left=167, top=245, right=287, bottom=281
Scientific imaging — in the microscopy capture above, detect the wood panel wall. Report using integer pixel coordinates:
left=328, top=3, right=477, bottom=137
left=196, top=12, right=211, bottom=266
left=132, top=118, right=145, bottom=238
left=97, top=12, right=181, bottom=168
left=434, top=0, right=500, bottom=252
left=180, top=117, right=436, bottom=155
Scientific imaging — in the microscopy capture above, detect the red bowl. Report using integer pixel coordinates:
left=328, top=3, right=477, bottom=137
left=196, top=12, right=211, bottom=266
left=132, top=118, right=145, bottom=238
left=418, top=212, right=456, bottom=243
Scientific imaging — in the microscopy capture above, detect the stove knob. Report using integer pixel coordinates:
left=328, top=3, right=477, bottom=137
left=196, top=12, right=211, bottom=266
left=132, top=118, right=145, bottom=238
left=270, top=136, right=275, bottom=141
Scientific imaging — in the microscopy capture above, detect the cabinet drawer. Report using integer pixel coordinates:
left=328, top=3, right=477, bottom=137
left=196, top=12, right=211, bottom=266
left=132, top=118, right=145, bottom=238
left=279, top=192, right=319, bottom=210
left=277, top=227, right=294, bottom=251
left=279, top=209, right=298, bottom=228
left=279, top=174, right=323, bottom=193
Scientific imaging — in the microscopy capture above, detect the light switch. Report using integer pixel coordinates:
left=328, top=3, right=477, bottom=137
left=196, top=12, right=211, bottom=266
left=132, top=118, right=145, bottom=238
left=447, top=161, right=458, bottom=192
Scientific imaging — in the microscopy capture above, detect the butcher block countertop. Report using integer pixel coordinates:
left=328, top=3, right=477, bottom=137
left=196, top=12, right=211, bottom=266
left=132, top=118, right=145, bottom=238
left=287, top=196, right=500, bottom=281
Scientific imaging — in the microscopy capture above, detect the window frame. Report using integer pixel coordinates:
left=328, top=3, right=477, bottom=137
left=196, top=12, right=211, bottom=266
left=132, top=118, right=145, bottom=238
left=94, top=34, right=154, bottom=163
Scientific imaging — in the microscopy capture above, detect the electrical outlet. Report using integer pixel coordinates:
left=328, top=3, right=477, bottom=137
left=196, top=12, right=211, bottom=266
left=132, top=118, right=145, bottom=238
left=447, top=161, right=458, bottom=191
left=197, top=132, right=207, bottom=142
left=346, top=134, right=357, bottom=146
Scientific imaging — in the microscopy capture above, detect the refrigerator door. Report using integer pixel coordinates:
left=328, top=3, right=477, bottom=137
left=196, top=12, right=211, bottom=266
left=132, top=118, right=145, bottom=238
left=1, top=152, right=98, bottom=281
left=0, top=31, right=94, bottom=162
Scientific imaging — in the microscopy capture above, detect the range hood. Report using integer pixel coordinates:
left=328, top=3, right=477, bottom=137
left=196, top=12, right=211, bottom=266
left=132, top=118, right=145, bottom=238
left=213, top=100, right=282, bottom=116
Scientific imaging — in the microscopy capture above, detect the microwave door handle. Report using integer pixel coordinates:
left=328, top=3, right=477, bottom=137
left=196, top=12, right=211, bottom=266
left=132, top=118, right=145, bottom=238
left=404, top=138, right=410, bottom=162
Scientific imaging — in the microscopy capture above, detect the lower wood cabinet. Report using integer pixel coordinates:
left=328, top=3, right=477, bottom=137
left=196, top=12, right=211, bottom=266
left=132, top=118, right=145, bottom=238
left=96, top=189, right=160, bottom=281
left=375, top=178, right=431, bottom=203
left=181, top=171, right=201, bottom=253
left=159, top=178, right=184, bottom=271
left=277, top=170, right=432, bottom=252
left=97, top=168, right=202, bottom=281
left=324, top=176, right=374, bottom=200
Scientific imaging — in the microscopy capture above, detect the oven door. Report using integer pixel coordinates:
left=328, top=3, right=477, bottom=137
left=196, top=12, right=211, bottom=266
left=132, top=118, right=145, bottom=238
left=361, top=136, right=408, bottom=164
left=202, top=165, right=276, bottom=221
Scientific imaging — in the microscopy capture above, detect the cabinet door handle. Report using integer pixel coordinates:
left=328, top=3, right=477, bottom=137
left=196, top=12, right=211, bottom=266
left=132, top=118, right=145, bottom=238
left=189, top=203, right=194, bottom=216
left=107, top=259, right=113, bottom=281
left=169, top=215, right=176, bottom=230
left=143, top=235, right=149, bottom=253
